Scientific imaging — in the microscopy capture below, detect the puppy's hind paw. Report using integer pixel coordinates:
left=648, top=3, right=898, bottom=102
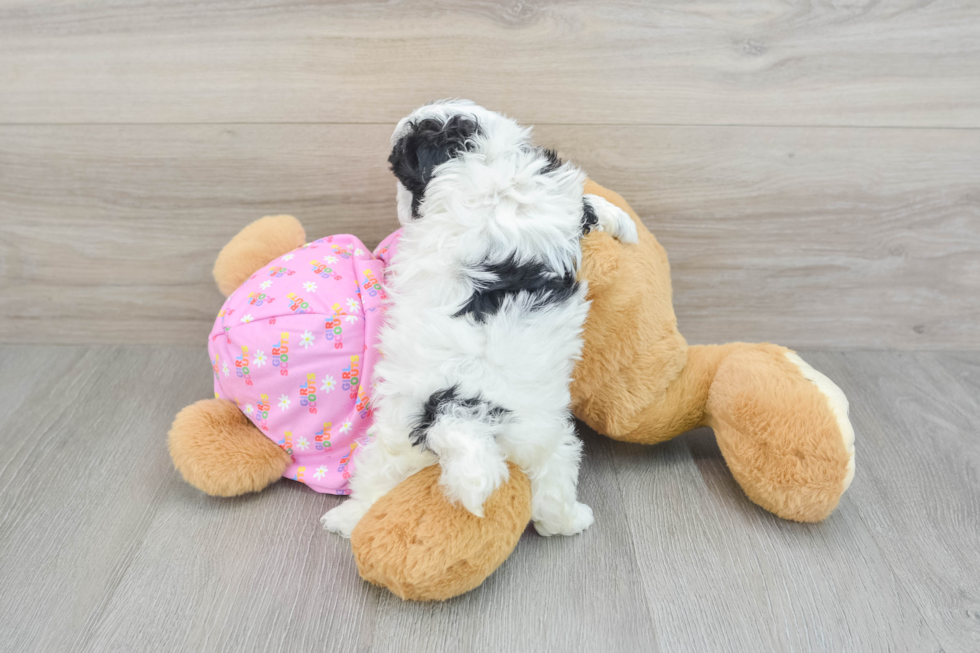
left=533, top=501, right=594, bottom=537
left=585, top=194, right=639, bottom=244
left=321, top=499, right=369, bottom=538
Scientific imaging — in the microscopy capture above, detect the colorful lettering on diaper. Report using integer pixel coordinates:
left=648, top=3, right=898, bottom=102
left=299, top=372, right=318, bottom=414
left=272, top=331, right=290, bottom=376
left=235, top=345, right=253, bottom=386
left=330, top=243, right=353, bottom=259
left=342, top=355, right=360, bottom=398
left=314, top=422, right=333, bottom=451
left=293, top=466, right=306, bottom=482
left=354, top=382, right=372, bottom=420
left=256, top=393, right=271, bottom=431
left=268, top=266, right=296, bottom=278
left=338, top=442, right=358, bottom=479
left=361, top=268, right=386, bottom=299
left=309, top=260, right=343, bottom=281
left=246, top=291, right=275, bottom=307
left=286, top=292, right=310, bottom=314
left=325, top=313, right=344, bottom=349
left=278, top=430, right=294, bottom=454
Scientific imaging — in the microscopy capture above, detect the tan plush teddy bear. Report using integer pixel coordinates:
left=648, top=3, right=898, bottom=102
left=169, top=180, right=854, bottom=601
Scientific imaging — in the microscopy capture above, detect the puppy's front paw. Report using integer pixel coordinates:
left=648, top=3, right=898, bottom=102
left=533, top=501, right=594, bottom=537
left=321, top=499, right=369, bottom=538
left=585, top=194, right=639, bottom=244
left=439, top=456, right=509, bottom=518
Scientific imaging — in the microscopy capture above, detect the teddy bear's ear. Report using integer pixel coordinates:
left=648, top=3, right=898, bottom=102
left=387, top=114, right=481, bottom=219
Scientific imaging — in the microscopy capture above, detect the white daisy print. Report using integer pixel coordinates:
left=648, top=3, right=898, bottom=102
left=253, top=350, right=267, bottom=368
left=300, top=330, right=315, bottom=349
left=244, top=403, right=254, bottom=414
left=326, top=256, right=338, bottom=264
left=296, top=436, right=309, bottom=451
left=313, top=466, right=327, bottom=480
left=222, top=361, right=230, bottom=377
left=240, top=314, right=253, bottom=323
left=278, top=394, right=291, bottom=411
left=346, top=298, right=359, bottom=312
left=260, top=280, right=273, bottom=290
left=302, top=280, right=318, bottom=293
left=354, top=248, right=364, bottom=256
left=282, top=253, right=295, bottom=261
left=320, top=375, right=336, bottom=393
left=344, top=314, right=359, bottom=324
left=339, top=420, right=352, bottom=434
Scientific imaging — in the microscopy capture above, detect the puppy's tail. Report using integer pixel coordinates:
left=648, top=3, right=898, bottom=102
left=423, top=415, right=509, bottom=518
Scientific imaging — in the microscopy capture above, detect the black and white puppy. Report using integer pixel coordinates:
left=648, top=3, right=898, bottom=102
left=322, top=100, right=637, bottom=537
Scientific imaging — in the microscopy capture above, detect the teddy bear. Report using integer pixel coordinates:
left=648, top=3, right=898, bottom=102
left=168, top=180, right=855, bottom=601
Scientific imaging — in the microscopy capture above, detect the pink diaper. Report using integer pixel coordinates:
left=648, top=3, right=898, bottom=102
left=208, top=231, right=400, bottom=494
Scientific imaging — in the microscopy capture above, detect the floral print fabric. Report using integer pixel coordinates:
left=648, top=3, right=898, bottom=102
left=208, top=231, right=400, bottom=494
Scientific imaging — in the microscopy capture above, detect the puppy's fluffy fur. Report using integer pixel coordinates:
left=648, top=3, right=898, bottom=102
left=322, top=100, right=636, bottom=537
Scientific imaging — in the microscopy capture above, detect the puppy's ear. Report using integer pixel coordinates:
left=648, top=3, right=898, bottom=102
left=388, top=115, right=480, bottom=218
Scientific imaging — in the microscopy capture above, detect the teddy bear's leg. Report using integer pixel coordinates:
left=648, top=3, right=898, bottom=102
left=600, top=343, right=745, bottom=445
left=351, top=463, right=532, bottom=601
left=703, top=344, right=855, bottom=522
left=168, top=398, right=292, bottom=496
left=600, top=342, right=854, bottom=522
left=212, top=214, right=307, bottom=297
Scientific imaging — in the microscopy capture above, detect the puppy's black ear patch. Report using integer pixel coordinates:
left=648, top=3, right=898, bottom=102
left=388, top=114, right=480, bottom=218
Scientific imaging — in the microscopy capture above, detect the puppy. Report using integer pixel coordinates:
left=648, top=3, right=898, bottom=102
left=322, top=100, right=637, bottom=537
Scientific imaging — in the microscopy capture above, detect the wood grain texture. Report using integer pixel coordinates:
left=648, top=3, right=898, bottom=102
left=2, top=346, right=978, bottom=651
left=1, top=124, right=977, bottom=348
left=0, top=0, right=978, bottom=127
left=0, top=347, right=205, bottom=652
left=801, top=350, right=980, bottom=652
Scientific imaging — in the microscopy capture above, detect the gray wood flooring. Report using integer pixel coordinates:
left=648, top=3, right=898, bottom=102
left=1, top=346, right=977, bottom=652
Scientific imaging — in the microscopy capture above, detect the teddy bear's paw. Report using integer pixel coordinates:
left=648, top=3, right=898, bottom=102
left=533, top=501, right=594, bottom=537
left=585, top=194, right=639, bottom=245
left=321, top=499, right=369, bottom=538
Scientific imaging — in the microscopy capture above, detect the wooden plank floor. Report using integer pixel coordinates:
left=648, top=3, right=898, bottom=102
left=1, top=346, right=977, bottom=652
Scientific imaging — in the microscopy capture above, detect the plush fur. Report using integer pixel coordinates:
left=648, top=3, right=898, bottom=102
left=168, top=399, right=291, bottom=496
left=708, top=346, right=854, bottom=521
left=321, top=101, right=637, bottom=538
left=213, top=214, right=307, bottom=297
left=351, top=462, right=531, bottom=601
